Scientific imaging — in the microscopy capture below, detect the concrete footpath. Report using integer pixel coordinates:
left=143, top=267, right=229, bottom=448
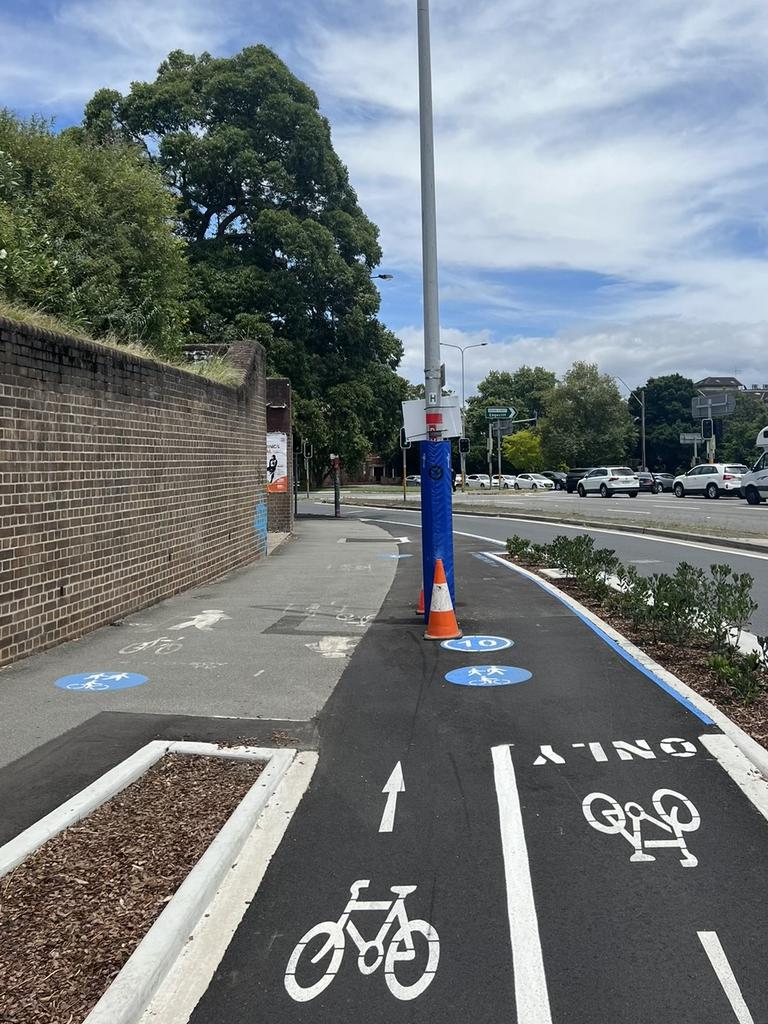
left=186, top=522, right=768, bottom=1024
left=0, top=517, right=399, bottom=842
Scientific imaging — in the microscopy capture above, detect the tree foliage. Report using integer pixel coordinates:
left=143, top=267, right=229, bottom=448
left=83, top=47, right=403, bottom=472
left=464, top=366, right=555, bottom=468
left=636, top=373, right=697, bottom=471
left=0, top=109, right=188, bottom=354
left=719, top=393, right=767, bottom=465
left=539, top=362, right=635, bottom=467
left=502, top=429, right=544, bottom=472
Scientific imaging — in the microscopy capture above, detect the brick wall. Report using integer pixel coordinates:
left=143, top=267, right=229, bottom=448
left=266, top=378, right=294, bottom=534
left=0, top=319, right=267, bottom=668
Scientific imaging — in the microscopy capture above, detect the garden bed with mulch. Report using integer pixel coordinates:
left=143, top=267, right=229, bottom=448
left=0, top=752, right=264, bottom=1024
left=505, top=556, right=768, bottom=748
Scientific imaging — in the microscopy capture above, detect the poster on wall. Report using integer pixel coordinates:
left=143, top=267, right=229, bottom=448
left=266, top=432, right=288, bottom=493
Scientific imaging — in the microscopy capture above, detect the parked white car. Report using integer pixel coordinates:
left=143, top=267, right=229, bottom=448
left=404, top=474, right=421, bottom=486
left=577, top=466, right=639, bottom=497
left=514, top=473, right=555, bottom=490
left=740, top=427, right=768, bottom=505
left=672, top=463, right=748, bottom=499
left=491, top=474, right=517, bottom=489
left=464, top=473, right=492, bottom=489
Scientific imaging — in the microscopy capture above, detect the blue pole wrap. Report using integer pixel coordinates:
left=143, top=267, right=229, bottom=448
left=420, top=440, right=455, bottom=621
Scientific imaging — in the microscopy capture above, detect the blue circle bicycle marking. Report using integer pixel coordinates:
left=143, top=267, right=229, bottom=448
left=54, top=672, right=148, bottom=692
left=444, top=665, right=532, bottom=687
left=441, top=635, right=513, bottom=653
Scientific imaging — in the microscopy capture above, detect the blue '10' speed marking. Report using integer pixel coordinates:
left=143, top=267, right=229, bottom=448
left=445, top=665, right=531, bottom=687
left=441, top=635, right=513, bottom=653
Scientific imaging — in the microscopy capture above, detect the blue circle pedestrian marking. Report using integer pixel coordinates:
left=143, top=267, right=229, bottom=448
left=441, top=635, right=513, bottom=653
left=54, top=672, right=148, bottom=692
left=444, top=665, right=532, bottom=687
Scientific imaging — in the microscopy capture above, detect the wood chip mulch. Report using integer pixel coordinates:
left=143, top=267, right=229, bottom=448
left=508, top=558, right=768, bottom=748
left=0, top=753, right=264, bottom=1024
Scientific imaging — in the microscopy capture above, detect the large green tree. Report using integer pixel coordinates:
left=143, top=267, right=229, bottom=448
left=464, top=366, right=556, bottom=468
left=637, top=374, right=697, bottom=472
left=83, top=47, right=403, bottom=473
left=539, top=361, right=635, bottom=467
left=719, top=393, right=768, bottom=465
left=0, top=110, right=188, bottom=353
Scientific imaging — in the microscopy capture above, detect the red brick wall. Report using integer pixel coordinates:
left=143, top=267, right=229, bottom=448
left=0, top=320, right=267, bottom=667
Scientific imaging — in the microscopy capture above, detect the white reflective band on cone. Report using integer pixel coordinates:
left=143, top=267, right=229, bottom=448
left=430, top=583, right=453, bottom=612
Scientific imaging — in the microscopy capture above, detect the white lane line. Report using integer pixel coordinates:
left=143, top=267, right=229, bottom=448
left=491, top=744, right=553, bottom=1024
left=356, top=512, right=768, bottom=562
left=698, top=734, right=768, bottom=822
left=698, top=932, right=755, bottom=1024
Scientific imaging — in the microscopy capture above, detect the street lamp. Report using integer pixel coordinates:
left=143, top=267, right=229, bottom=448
left=616, top=375, right=647, bottom=471
left=440, top=340, right=488, bottom=491
left=370, top=273, right=395, bottom=280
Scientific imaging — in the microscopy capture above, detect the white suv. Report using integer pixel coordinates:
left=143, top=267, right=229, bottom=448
left=740, top=427, right=768, bottom=505
left=673, top=463, right=748, bottom=499
left=577, top=466, right=639, bottom=498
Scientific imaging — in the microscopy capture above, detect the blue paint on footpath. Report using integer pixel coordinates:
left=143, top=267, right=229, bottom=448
left=445, top=665, right=532, bottom=687
left=441, top=635, right=513, bottom=653
left=55, top=672, right=148, bottom=692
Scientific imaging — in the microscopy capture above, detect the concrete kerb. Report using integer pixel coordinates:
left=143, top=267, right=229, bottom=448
left=0, top=741, right=298, bottom=1024
left=329, top=498, right=768, bottom=555
left=483, top=551, right=768, bottom=781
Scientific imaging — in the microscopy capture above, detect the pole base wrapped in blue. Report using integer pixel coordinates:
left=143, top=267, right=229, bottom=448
left=420, top=440, right=455, bottom=620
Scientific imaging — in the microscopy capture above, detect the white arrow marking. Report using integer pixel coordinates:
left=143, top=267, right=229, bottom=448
left=378, top=762, right=405, bottom=833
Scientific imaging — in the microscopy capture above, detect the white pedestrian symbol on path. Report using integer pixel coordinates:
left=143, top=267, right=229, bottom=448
left=285, top=880, right=439, bottom=1003
left=582, top=789, right=700, bottom=867
left=169, top=609, right=230, bottom=632
left=304, top=637, right=359, bottom=659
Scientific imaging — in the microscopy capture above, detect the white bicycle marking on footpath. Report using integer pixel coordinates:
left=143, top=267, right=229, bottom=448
left=583, top=789, right=701, bottom=866
left=65, top=672, right=130, bottom=690
left=284, top=880, right=439, bottom=1003
left=119, top=636, right=185, bottom=655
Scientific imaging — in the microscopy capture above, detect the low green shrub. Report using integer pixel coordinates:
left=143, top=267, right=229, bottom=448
left=709, top=651, right=767, bottom=705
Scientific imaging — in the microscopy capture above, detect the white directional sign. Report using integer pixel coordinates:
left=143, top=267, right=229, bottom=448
left=379, top=762, right=405, bottom=833
left=680, top=432, right=703, bottom=444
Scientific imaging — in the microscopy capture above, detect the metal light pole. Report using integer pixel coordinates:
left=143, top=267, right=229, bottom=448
left=417, top=0, right=441, bottom=418
left=440, top=340, right=488, bottom=491
left=416, top=0, right=456, bottom=619
left=617, top=375, right=647, bottom=471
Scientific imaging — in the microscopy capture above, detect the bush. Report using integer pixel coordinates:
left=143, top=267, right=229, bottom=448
left=709, top=651, right=766, bottom=705
left=506, top=535, right=532, bottom=560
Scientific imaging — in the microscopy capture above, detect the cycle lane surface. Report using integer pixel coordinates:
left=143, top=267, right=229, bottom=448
left=189, top=530, right=768, bottom=1024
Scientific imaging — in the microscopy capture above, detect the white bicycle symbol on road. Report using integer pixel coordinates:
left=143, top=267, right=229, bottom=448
left=65, top=679, right=111, bottom=691
left=119, top=636, right=183, bottom=655
left=284, top=879, right=440, bottom=1002
left=583, top=789, right=701, bottom=867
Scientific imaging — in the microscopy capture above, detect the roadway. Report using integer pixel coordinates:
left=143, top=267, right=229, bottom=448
left=308, top=500, right=768, bottom=634
left=335, top=486, right=768, bottom=540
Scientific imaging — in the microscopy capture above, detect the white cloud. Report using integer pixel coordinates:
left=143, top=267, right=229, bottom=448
left=398, top=319, right=768, bottom=395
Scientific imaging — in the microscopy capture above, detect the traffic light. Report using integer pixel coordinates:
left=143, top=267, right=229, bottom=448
left=458, top=437, right=470, bottom=455
left=399, top=427, right=411, bottom=450
left=701, top=418, right=714, bottom=440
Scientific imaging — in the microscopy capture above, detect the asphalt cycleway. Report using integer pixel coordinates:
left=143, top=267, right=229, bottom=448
left=328, top=499, right=768, bottom=635
left=190, top=521, right=768, bottom=1023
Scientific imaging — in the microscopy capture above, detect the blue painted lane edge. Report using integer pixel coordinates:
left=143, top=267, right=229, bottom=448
left=479, top=552, right=715, bottom=726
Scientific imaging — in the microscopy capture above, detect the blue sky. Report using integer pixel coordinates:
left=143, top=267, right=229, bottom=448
left=3, top=0, right=768, bottom=394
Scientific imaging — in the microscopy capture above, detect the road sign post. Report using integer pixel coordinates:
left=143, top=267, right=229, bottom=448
left=302, top=439, right=313, bottom=500
left=400, top=427, right=411, bottom=505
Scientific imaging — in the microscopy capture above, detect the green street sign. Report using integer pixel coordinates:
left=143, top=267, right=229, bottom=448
left=486, top=406, right=516, bottom=421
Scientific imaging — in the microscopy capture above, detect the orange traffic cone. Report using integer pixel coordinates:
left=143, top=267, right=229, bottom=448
left=416, top=587, right=425, bottom=616
left=424, top=559, right=462, bottom=640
